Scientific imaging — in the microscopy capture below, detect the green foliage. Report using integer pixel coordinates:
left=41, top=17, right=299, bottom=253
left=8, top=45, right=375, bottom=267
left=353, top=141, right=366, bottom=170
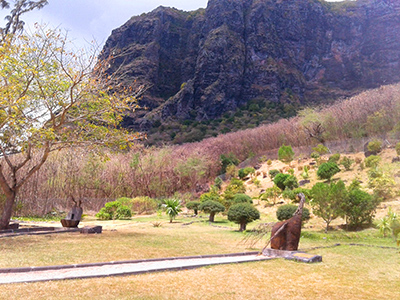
left=395, top=142, right=400, bottom=156
left=278, top=145, right=295, bottom=163
left=227, top=203, right=260, bottom=231
left=199, top=191, right=221, bottom=203
left=368, top=171, right=396, bottom=201
left=96, top=201, right=132, bottom=220
left=312, top=144, right=329, bottom=155
left=301, top=166, right=309, bottom=179
left=376, top=216, right=392, bottom=237
left=328, top=153, right=341, bottom=163
left=317, top=162, right=340, bottom=181
left=269, top=169, right=280, bottom=179
left=214, top=177, right=223, bottom=190
left=367, top=139, right=382, bottom=154
left=259, top=186, right=282, bottom=205
left=310, top=181, right=347, bottom=232
left=186, top=201, right=201, bottom=215
left=162, top=198, right=182, bottom=223
left=199, top=200, right=225, bottom=222
left=311, top=152, right=320, bottom=159
left=282, top=188, right=311, bottom=203
left=274, top=173, right=299, bottom=191
left=238, top=167, right=255, bottom=180
left=276, top=204, right=310, bottom=222
left=342, top=189, right=378, bottom=229
left=364, top=155, right=381, bottom=168
left=220, top=153, right=240, bottom=174
left=223, top=178, right=246, bottom=202
left=232, top=193, right=253, bottom=204
left=340, top=156, right=354, bottom=171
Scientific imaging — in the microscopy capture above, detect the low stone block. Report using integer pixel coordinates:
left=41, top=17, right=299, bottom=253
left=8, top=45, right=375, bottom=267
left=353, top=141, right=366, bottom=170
left=80, top=226, right=102, bottom=234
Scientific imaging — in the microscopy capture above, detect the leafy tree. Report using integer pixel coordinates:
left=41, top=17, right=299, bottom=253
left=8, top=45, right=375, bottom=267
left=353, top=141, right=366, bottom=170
left=317, top=162, right=340, bottom=181
left=163, top=198, right=182, bottom=223
left=276, top=204, right=310, bottom=222
left=342, top=188, right=378, bottom=229
left=238, top=167, right=255, bottom=180
left=227, top=203, right=260, bottom=231
left=367, top=139, right=382, bottom=154
left=199, top=200, right=225, bottom=222
left=186, top=201, right=201, bottom=215
left=311, top=181, right=347, bottom=232
left=259, top=186, right=281, bottom=205
left=199, top=190, right=221, bottom=203
left=0, top=26, right=138, bottom=229
left=223, top=178, right=246, bottom=203
left=278, top=144, right=294, bottom=163
left=282, top=188, right=311, bottom=203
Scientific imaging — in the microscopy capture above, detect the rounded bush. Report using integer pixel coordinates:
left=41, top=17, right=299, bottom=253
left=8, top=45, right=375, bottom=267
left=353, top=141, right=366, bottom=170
left=238, top=167, right=255, bottom=180
left=186, top=201, right=201, bottom=215
left=328, top=153, right=341, bottom=163
left=367, top=139, right=382, bottom=154
left=364, top=155, right=381, bottom=168
left=269, top=169, right=280, bottom=179
left=274, top=173, right=299, bottom=190
left=232, top=193, right=253, bottom=204
left=227, top=203, right=260, bottom=231
left=278, top=145, right=294, bottom=163
left=199, top=200, right=225, bottom=222
left=96, top=200, right=132, bottom=220
left=276, top=204, right=310, bottom=222
left=317, top=162, right=340, bottom=181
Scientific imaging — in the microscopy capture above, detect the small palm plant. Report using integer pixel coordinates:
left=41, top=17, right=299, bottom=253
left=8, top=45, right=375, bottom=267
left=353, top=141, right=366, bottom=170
left=376, top=216, right=392, bottom=237
left=163, top=198, right=182, bottom=223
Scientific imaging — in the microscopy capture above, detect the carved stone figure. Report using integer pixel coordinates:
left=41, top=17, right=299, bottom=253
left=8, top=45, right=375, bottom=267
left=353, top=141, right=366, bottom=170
left=61, top=197, right=82, bottom=228
left=270, top=193, right=306, bottom=251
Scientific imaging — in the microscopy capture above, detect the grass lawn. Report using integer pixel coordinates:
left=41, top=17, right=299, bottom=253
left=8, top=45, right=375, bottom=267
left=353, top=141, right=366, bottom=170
left=0, top=214, right=399, bottom=300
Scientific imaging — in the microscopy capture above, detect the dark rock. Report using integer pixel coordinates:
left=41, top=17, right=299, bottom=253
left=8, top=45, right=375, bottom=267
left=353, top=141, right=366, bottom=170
left=309, top=162, right=316, bottom=166
left=101, top=0, right=400, bottom=128
left=80, top=226, right=103, bottom=234
left=299, top=180, right=310, bottom=186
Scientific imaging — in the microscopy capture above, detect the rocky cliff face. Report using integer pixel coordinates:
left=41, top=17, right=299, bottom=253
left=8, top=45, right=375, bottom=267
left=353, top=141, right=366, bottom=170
left=101, top=0, right=400, bottom=130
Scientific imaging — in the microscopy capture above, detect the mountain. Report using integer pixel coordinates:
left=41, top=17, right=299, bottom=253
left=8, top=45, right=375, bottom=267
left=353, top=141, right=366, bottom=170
left=101, top=0, right=400, bottom=141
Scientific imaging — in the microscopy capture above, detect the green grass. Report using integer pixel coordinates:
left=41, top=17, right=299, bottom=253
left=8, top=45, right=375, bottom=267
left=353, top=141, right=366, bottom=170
left=0, top=214, right=399, bottom=299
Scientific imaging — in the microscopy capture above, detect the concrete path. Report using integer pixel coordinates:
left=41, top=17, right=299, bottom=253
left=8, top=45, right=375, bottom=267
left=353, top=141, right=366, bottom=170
left=0, top=252, right=271, bottom=284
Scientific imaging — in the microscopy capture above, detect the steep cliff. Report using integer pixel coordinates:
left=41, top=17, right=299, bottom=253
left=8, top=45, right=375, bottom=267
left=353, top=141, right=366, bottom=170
left=101, top=0, right=400, bottom=133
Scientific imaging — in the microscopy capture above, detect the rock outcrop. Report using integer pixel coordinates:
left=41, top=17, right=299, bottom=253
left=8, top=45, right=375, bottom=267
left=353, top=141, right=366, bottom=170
left=101, top=0, right=400, bottom=129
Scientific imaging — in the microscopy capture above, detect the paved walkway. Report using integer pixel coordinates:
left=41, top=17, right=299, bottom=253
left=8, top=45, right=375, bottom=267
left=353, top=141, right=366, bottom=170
left=0, top=252, right=271, bottom=284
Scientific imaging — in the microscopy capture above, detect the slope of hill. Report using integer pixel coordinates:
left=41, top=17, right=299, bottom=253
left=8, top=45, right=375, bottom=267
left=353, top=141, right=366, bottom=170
left=101, top=0, right=400, bottom=144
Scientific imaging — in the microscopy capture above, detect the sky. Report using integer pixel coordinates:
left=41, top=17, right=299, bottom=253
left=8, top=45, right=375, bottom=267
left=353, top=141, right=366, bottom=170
left=0, top=0, right=344, bottom=49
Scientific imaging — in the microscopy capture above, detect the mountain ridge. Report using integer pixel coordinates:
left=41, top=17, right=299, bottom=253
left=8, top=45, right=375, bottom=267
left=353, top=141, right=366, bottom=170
left=101, top=0, right=400, bottom=136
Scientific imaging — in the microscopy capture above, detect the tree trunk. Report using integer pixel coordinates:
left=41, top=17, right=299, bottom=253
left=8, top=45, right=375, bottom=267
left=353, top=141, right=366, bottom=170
left=0, top=192, right=16, bottom=229
left=209, top=212, right=215, bottom=222
left=239, top=221, right=246, bottom=232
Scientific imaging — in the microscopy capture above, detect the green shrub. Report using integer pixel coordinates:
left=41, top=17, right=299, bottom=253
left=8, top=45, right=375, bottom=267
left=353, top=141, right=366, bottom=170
left=395, top=142, right=400, bottom=156
left=364, top=155, right=381, bottom=168
left=269, top=169, right=280, bottom=179
left=301, top=166, right=309, bottom=179
left=223, top=178, right=246, bottom=202
left=328, top=153, right=341, bottom=163
left=220, top=153, right=240, bottom=174
left=238, top=167, right=255, bottom=180
left=368, top=171, right=396, bottom=201
left=310, top=152, right=320, bottom=159
left=278, top=145, right=294, bottom=163
left=227, top=203, right=260, bottom=231
left=214, top=177, right=223, bottom=190
left=342, top=189, right=378, bottom=229
left=340, top=156, right=354, bottom=171
left=115, top=205, right=132, bottom=220
left=276, top=204, right=310, bottom=222
left=126, top=196, right=159, bottom=214
left=199, top=200, right=225, bottom=222
left=186, top=201, right=201, bottom=215
left=232, top=193, right=253, bottom=204
left=199, top=191, right=221, bottom=203
left=274, top=173, right=299, bottom=191
left=367, top=139, right=382, bottom=154
left=312, top=144, right=329, bottom=155
left=317, top=162, right=340, bottom=181
left=96, top=201, right=132, bottom=220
